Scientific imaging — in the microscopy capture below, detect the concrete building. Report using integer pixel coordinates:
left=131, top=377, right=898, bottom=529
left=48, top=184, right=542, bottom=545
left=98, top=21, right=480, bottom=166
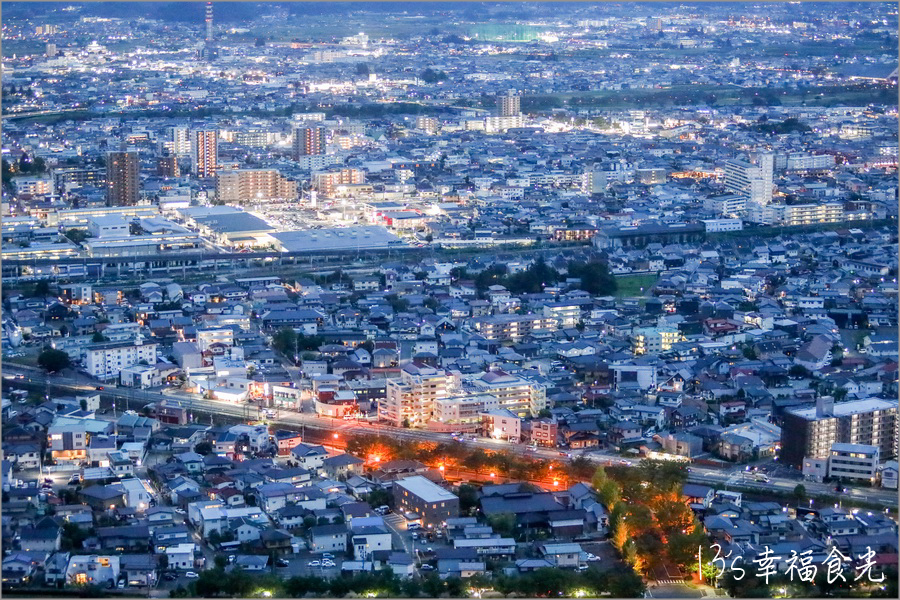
left=827, top=443, right=879, bottom=483
left=312, top=168, right=365, bottom=197
left=781, top=398, right=899, bottom=468
left=191, top=129, right=218, bottom=178
left=497, top=90, right=521, bottom=117
left=464, top=371, right=547, bottom=418
left=393, top=475, right=459, bottom=526
left=216, top=169, right=297, bottom=203
left=86, top=337, right=159, bottom=381
left=106, top=151, right=139, bottom=206
left=379, top=363, right=455, bottom=428
left=293, top=125, right=326, bottom=158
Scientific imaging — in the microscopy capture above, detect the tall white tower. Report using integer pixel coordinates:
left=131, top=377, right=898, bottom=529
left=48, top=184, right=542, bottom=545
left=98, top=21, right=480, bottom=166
left=205, top=2, right=213, bottom=42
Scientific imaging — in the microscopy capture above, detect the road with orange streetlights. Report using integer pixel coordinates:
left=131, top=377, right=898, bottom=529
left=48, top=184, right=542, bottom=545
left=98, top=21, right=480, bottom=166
left=5, top=364, right=897, bottom=510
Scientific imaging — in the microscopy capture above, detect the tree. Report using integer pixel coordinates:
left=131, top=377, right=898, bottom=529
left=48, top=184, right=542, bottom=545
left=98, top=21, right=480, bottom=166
left=567, top=260, right=618, bottom=295
left=158, top=554, right=169, bottom=572
left=487, top=513, right=516, bottom=537
left=355, top=63, right=370, bottom=76
left=38, top=348, right=71, bottom=373
left=272, top=327, right=297, bottom=356
left=422, top=573, right=445, bottom=597
left=789, top=365, right=810, bottom=378
left=254, top=37, right=266, bottom=47
left=80, top=399, right=88, bottom=411
left=596, top=479, right=621, bottom=510
left=793, top=484, right=807, bottom=501
left=365, top=487, right=391, bottom=509
left=420, top=68, right=448, bottom=84
left=194, top=441, right=213, bottom=456
left=32, top=280, right=51, bottom=297
left=65, top=228, right=90, bottom=244
left=506, top=256, right=560, bottom=294
left=457, top=484, right=479, bottom=514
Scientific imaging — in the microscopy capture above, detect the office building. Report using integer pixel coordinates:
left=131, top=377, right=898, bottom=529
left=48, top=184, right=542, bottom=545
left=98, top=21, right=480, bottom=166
left=106, top=151, right=140, bottom=206
left=497, top=90, right=521, bottom=117
left=215, top=169, right=298, bottom=203
left=378, top=363, right=455, bottom=428
left=393, top=475, right=459, bottom=525
left=780, top=397, right=899, bottom=468
left=191, top=130, right=218, bottom=178
left=293, top=125, right=326, bottom=158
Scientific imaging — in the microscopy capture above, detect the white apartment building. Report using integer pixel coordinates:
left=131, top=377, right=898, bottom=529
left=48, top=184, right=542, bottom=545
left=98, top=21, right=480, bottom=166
left=768, top=202, right=845, bottom=227
left=827, top=443, right=879, bottom=483
left=431, top=394, right=500, bottom=432
left=462, top=371, right=546, bottom=418
left=196, top=328, right=234, bottom=353
left=632, top=325, right=684, bottom=355
left=785, top=153, right=835, bottom=171
left=724, top=154, right=773, bottom=206
left=703, top=194, right=747, bottom=218
left=85, top=338, right=159, bottom=381
left=378, top=363, right=456, bottom=428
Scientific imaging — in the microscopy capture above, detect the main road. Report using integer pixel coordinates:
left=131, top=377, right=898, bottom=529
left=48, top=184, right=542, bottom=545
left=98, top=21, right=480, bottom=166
left=3, top=363, right=896, bottom=509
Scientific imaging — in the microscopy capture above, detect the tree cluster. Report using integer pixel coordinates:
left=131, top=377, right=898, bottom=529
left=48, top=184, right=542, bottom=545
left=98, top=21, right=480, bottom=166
left=420, top=68, right=449, bottom=83
left=473, top=258, right=617, bottom=296
left=594, top=460, right=705, bottom=575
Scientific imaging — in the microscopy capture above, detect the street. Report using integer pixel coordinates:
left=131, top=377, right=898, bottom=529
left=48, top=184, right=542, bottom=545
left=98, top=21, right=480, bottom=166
left=4, top=362, right=897, bottom=509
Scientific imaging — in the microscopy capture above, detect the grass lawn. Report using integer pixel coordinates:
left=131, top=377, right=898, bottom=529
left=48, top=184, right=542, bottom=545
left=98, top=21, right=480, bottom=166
left=615, top=273, right=658, bottom=298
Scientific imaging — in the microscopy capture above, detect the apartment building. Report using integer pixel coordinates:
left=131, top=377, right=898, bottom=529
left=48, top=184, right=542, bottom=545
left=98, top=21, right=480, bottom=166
left=378, top=363, right=456, bottom=428
left=463, top=370, right=547, bottom=418
left=191, top=129, right=218, bottom=178
left=312, top=168, right=365, bottom=197
left=768, top=202, right=845, bottom=227
left=781, top=397, right=899, bottom=468
left=827, top=443, right=879, bottom=483
left=703, top=194, right=747, bottom=217
left=471, top=313, right=558, bottom=342
left=431, top=394, right=500, bottom=432
left=632, top=325, right=684, bottom=355
left=86, top=338, right=159, bottom=381
left=215, top=169, right=298, bottom=203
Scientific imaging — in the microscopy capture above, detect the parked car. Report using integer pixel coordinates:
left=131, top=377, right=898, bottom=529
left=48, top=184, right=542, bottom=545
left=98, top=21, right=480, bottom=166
left=308, top=560, right=321, bottom=567
left=185, top=572, right=198, bottom=579
left=420, top=564, right=435, bottom=571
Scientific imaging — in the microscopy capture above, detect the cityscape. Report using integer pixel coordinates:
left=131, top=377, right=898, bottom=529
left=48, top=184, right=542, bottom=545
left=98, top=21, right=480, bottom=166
left=1, top=2, right=898, bottom=598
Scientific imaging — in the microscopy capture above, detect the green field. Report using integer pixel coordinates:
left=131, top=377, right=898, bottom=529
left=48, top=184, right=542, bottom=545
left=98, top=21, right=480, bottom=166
left=615, top=273, right=658, bottom=298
